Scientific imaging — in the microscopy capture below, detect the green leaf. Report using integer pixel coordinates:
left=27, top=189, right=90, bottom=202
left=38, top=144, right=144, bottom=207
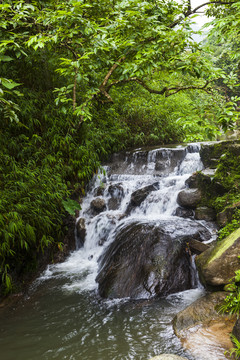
left=1, top=78, right=21, bottom=89
left=0, top=55, right=14, bottom=62
left=62, top=199, right=81, bottom=216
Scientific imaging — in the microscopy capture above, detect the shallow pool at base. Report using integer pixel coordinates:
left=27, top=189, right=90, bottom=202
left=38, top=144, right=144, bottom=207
left=0, top=281, right=202, bottom=360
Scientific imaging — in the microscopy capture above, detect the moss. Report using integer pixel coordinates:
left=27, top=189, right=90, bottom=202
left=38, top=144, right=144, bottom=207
left=214, top=151, right=240, bottom=192
left=207, top=227, right=240, bottom=265
left=218, top=209, right=240, bottom=240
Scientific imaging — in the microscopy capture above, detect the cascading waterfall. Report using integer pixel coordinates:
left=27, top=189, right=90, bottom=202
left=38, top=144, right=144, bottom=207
left=41, top=143, right=213, bottom=296
left=0, top=143, right=219, bottom=360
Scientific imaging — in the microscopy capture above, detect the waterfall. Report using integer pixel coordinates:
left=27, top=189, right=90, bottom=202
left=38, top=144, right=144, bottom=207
left=40, top=143, right=213, bottom=297
left=1, top=143, right=220, bottom=360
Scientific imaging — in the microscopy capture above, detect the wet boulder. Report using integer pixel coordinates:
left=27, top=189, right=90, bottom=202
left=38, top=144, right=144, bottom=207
left=200, top=141, right=232, bottom=168
left=217, top=202, right=240, bottom=227
left=177, top=189, right=202, bottom=209
left=107, top=183, right=124, bottom=210
left=96, top=219, right=211, bottom=299
left=194, top=207, right=216, bottom=221
left=188, top=239, right=210, bottom=255
left=196, top=228, right=240, bottom=287
left=154, top=148, right=186, bottom=175
left=94, top=185, right=106, bottom=197
left=90, top=197, right=106, bottom=214
left=108, top=183, right=124, bottom=197
left=173, top=292, right=228, bottom=336
left=175, top=207, right=194, bottom=219
left=200, top=142, right=240, bottom=178
left=185, top=172, right=212, bottom=189
left=76, top=217, right=86, bottom=246
left=173, top=291, right=234, bottom=360
left=126, top=182, right=159, bottom=214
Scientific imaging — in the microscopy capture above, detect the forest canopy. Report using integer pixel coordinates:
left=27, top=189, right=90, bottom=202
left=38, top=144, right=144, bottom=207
left=0, top=0, right=240, bottom=295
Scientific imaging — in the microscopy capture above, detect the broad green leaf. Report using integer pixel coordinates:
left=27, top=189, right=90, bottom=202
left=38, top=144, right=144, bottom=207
left=62, top=199, right=81, bottom=216
left=1, top=78, right=21, bottom=89
left=0, top=55, right=14, bottom=62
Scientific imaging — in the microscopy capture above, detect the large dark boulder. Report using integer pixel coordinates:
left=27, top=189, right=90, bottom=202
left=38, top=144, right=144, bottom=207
left=177, top=189, right=202, bottom=209
left=96, top=219, right=211, bottom=299
left=94, top=185, right=106, bottom=197
left=108, top=183, right=124, bottom=197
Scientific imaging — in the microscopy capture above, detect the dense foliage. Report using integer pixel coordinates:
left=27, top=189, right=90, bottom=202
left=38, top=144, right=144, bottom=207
left=1, top=0, right=240, bottom=296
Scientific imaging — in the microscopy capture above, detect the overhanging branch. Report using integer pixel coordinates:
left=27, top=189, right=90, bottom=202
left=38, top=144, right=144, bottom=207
left=105, top=77, right=211, bottom=97
left=170, top=0, right=237, bottom=27
left=100, top=57, right=126, bottom=88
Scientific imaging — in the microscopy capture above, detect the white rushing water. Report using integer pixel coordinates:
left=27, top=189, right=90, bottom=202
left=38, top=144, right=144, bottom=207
left=40, top=143, right=215, bottom=296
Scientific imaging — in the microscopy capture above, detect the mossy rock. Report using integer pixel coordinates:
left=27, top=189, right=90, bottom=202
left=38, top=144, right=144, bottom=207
left=217, top=202, right=240, bottom=227
left=185, top=171, right=212, bottom=189
left=200, top=140, right=240, bottom=168
left=196, top=228, right=240, bottom=287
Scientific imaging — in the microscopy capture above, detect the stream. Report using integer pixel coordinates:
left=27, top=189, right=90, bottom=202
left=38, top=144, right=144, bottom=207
left=0, top=144, right=218, bottom=360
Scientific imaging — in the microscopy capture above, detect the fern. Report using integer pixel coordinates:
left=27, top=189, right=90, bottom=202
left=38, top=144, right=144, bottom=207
left=227, top=335, right=240, bottom=359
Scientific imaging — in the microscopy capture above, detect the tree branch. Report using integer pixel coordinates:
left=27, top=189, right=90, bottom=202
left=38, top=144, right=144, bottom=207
left=106, top=77, right=211, bottom=97
left=106, top=77, right=167, bottom=95
left=190, top=0, right=236, bottom=15
left=170, top=1, right=237, bottom=27
left=77, top=0, right=234, bottom=122
left=73, top=67, right=77, bottom=111
left=99, top=56, right=126, bottom=94
left=166, top=80, right=210, bottom=96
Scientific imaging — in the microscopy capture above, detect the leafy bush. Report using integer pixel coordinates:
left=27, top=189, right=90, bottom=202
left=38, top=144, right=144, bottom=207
left=228, top=335, right=240, bottom=359
left=218, top=210, right=240, bottom=241
left=217, top=269, right=240, bottom=316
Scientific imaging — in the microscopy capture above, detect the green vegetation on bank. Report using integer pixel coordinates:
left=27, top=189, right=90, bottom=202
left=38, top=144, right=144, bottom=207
left=1, top=0, right=240, bottom=296
left=212, top=146, right=240, bottom=241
